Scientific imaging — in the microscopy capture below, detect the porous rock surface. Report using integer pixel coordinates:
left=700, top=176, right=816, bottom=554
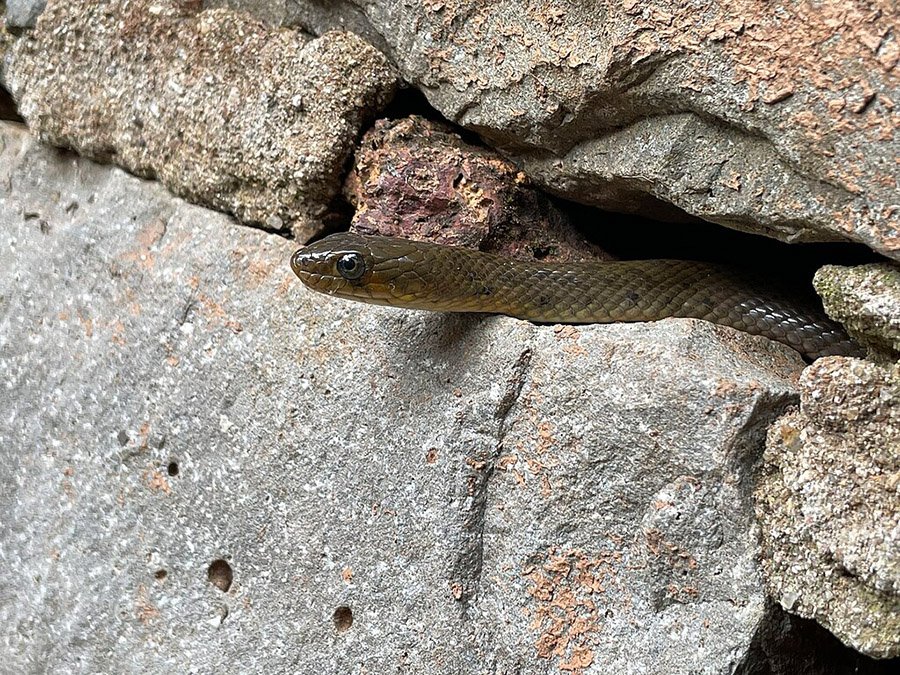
left=0, top=122, right=826, bottom=673
left=3, top=0, right=398, bottom=241
left=756, top=357, right=900, bottom=659
left=226, top=0, right=900, bottom=258
left=346, top=115, right=612, bottom=262
left=815, top=263, right=900, bottom=363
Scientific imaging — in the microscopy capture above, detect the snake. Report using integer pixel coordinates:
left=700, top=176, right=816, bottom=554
left=290, top=232, right=862, bottom=360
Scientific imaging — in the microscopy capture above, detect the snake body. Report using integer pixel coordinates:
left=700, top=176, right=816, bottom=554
left=290, top=232, right=861, bottom=360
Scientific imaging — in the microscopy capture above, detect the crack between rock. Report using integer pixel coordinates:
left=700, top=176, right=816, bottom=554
left=156, top=215, right=170, bottom=246
left=727, top=387, right=798, bottom=499
left=494, top=346, right=534, bottom=439
left=177, top=292, right=197, bottom=327
left=453, top=343, right=534, bottom=617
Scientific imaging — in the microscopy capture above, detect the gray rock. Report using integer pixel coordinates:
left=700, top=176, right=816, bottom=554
left=756, top=356, right=900, bottom=659
left=3, top=0, right=398, bottom=242
left=1, top=121, right=817, bottom=672
left=5, top=0, right=46, bottom=29
left=222, top=0, right=900, bottom=259
left=1, top=18, right=15, bottom=78
left=815, top=263, right=900, bottom=363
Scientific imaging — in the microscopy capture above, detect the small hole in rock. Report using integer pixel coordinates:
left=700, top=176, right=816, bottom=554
left=208, top=559, right=233, bottom=592
left=333, top=606, right=353, bottom=632
left=154, top=569, right=167, bottom=581
left=167, top=461, right=179, bottom=476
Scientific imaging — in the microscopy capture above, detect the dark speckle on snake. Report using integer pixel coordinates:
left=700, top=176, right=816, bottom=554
left=290, top=232, right=863, bottom=361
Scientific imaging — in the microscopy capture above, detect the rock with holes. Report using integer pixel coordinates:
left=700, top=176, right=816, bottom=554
left=3, top=0, right=398, bottom=241
left=755, top=356, right=900, bottom=659
left=2, top=121, right=892, bottom=673
left=222, top=0, right=899, bottom=259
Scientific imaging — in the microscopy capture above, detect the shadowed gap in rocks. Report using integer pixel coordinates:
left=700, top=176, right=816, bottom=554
left=0, top=83, right=22, bottom=122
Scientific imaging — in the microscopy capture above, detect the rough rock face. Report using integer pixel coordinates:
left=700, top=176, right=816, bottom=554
left=3, top=0, right=398, bottom=241
left=346, top=115, right=612, bottom=262
left=756, top=357, right=900, bottom=659
left=4, top=0, right=47, bottom=29
left=224, top=0, right=900, bottom=258
left=1, top=121, right=840, bottom=673
left=815, top=263, right=900, bottom=363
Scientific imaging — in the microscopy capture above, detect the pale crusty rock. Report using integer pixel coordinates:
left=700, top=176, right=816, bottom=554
left=224, top=0, right=899, bottom=258
left=1, top=121, right=865, bottom=674
left=3, top=0, right=398, bottom=241
left=756, top=357, right=900, bottom=659
left=815, top=263, right=900, bottom=363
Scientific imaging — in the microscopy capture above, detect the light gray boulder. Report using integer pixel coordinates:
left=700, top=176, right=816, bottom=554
left=0, top=121, right=823, bottom=673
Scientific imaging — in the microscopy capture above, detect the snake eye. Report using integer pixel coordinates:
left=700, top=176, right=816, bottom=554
left=336, top=252, right=366, bottom=281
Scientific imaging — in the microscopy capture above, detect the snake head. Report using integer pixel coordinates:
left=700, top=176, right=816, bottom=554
left=290, top=232, right=429, bottom=306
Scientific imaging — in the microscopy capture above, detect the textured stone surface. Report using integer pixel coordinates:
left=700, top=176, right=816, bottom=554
left=346, top=115, right=612, bottom=262
left=756, top=357, right=900, bottom=659
left=225, top=0, right=899, bottom=258
left=815, top=263, right=900, bottom=363
left=3, top=0, right=398, bottom=241
left=0, top=14, right=14, bottom=62
left=0, top=122, right=829, bottom=673
left=4, top=0, right=46, bottom=29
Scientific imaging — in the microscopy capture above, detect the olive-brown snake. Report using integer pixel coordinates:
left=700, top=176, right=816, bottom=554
left=291, top=232, right=861, bottom=360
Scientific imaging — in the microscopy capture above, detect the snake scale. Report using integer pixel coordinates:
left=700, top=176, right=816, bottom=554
left=290, top=232, right=861, bottom=360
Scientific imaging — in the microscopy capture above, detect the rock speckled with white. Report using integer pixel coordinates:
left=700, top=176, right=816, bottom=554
left=3, top=0, right=398, bottom=241
left=815, top=263, right=900, bottom=363
left=0, top=121, right=826, bottom=673
left=757, top=356, right=900, bottom=659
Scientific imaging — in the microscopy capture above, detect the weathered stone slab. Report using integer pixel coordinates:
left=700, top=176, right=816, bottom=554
left=0, top=122, right=812, bottom=672
left=3, top=0, right=398, bottom=241
left=226, top=0, right=900, bottom=258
